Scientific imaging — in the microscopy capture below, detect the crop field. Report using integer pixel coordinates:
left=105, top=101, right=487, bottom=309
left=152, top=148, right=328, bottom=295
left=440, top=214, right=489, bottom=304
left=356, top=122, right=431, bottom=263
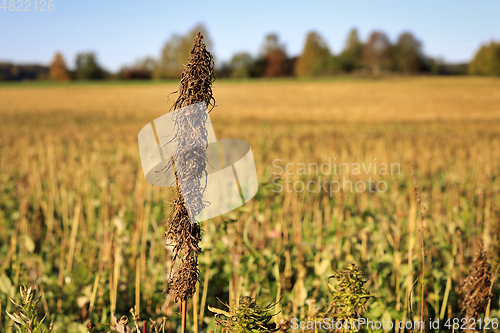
left=1, top=77, right=500, bottom=332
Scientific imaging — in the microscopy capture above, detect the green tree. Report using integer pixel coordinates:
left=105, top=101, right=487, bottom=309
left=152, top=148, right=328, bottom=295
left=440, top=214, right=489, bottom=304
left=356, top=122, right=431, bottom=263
left=340, top=28, right=363, bottom=72
left=75, top=53, right=105, bottom=80
left=295, top=31, right=331, bottom=77
left=119, top=56, right=157, bottom=80
left=155, top=24, right=213, bottom=79
left=393, top=31, right=424, bottom=73
left=230, top=52, right=254, bottom=78
left=469, top=41, right=500, bottom=76
left=132, top=56, right=157, bottom=73
left=362, top=30, right=392, bottom=75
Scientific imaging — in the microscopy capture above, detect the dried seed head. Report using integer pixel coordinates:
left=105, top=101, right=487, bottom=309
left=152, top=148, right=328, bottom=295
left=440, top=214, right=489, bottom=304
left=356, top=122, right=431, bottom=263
left=172, top=31, right=215, bottom=111
left=164, top=31, right=215, bottom=305
left=118, top=315, right=129, bottom=325
left=461, top=245, right=493, bottom=321
left=86, top=321, right=95, bottom=330
left=277, top=319, right=290, bottom=332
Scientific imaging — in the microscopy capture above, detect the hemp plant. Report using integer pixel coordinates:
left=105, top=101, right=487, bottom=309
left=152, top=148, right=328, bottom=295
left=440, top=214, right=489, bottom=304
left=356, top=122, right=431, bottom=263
left=326, top=263, right=373, bottom=332
left=162, top=31, right=215, bottom=332
left=5, top=286, right=53, bottom=333
left=209, top=296, right=280, bottom=333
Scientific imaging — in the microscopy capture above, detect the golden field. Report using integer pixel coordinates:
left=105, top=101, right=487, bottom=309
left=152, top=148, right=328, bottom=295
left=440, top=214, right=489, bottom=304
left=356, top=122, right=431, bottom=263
left=0, top=77, right=500, bottom=332
left=1, top=77, right=500, bottom=122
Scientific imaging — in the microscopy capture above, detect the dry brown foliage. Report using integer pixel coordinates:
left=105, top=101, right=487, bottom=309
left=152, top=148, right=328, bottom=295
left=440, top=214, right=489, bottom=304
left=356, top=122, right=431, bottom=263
left=460, top=244, right=493, bottom=330
left=48, top=53, right=70, bottom=82
left=163, top=31, right=215, bottom=305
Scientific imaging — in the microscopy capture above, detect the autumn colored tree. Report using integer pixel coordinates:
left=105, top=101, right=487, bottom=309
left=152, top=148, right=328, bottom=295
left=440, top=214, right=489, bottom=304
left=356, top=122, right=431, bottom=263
left=295, top=31, right=331, bottom=77
left=340, top=28, right=363, bottom=72
left=469, top=41, right=500, bottom=76
left=393, top=31, right=424, bottom=73
left=48, top=52, right=70, bottom=81
left=154, top=24, right=212, bottom=79
left=121, top=68, right=152, bottom=80
left=259, top=33, right=291, bottom=77
left=363, top=30, right=392, bottom=75
left=264, top=49, right=290, bottom=77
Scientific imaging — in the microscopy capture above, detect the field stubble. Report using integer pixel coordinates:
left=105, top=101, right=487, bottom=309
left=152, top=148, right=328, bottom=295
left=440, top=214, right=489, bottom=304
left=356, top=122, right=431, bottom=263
left=0, top=77, right=499, bottom=332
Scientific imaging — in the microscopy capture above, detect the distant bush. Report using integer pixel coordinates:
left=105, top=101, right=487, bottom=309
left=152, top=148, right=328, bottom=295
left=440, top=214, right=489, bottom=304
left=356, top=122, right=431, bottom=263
left=0, top=62, right=49, bottom=81
left=121, top=68, right=152, bottom=80
left=469, top=41, right=500, bottom=76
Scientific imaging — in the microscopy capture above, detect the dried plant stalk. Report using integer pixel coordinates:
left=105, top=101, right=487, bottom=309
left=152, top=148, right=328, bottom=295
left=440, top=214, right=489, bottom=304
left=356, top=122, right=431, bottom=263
left=163, top=31, right=215, bottom=313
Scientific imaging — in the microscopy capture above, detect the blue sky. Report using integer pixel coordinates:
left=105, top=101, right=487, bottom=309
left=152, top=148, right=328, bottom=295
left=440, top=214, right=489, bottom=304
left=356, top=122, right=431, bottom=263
left=1, top=0, right=499, bottom=72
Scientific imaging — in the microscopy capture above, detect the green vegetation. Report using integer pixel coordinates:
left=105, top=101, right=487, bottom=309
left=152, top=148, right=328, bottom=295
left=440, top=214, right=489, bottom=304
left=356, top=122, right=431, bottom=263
left=209, top=296, right=279, bottom=333
left=326, top=264, right=373, bottom=332
left=5, top=287, right=52, bottom=333
left=469, top=41, right=500, bottom=76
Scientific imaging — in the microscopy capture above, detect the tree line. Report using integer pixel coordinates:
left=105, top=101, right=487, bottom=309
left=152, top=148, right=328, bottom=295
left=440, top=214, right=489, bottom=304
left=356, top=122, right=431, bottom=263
left=1, top=24, right=499, bottom=81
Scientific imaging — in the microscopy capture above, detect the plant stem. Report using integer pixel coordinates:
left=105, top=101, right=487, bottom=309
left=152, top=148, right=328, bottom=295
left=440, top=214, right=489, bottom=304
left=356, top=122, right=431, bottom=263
left=181, top=299, right=187, bottom=333
left=411, top=163, right=425, bottom=333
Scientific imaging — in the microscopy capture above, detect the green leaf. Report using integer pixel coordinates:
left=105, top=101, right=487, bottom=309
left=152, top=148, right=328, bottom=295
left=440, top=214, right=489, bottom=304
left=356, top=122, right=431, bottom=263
left=208, top=305, right=231, bottom=317
left=6, top=311, right=25, bottom=325
left=24, top=234, right=36, bottom=253
left=0, top=274, right=15, bottom=298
